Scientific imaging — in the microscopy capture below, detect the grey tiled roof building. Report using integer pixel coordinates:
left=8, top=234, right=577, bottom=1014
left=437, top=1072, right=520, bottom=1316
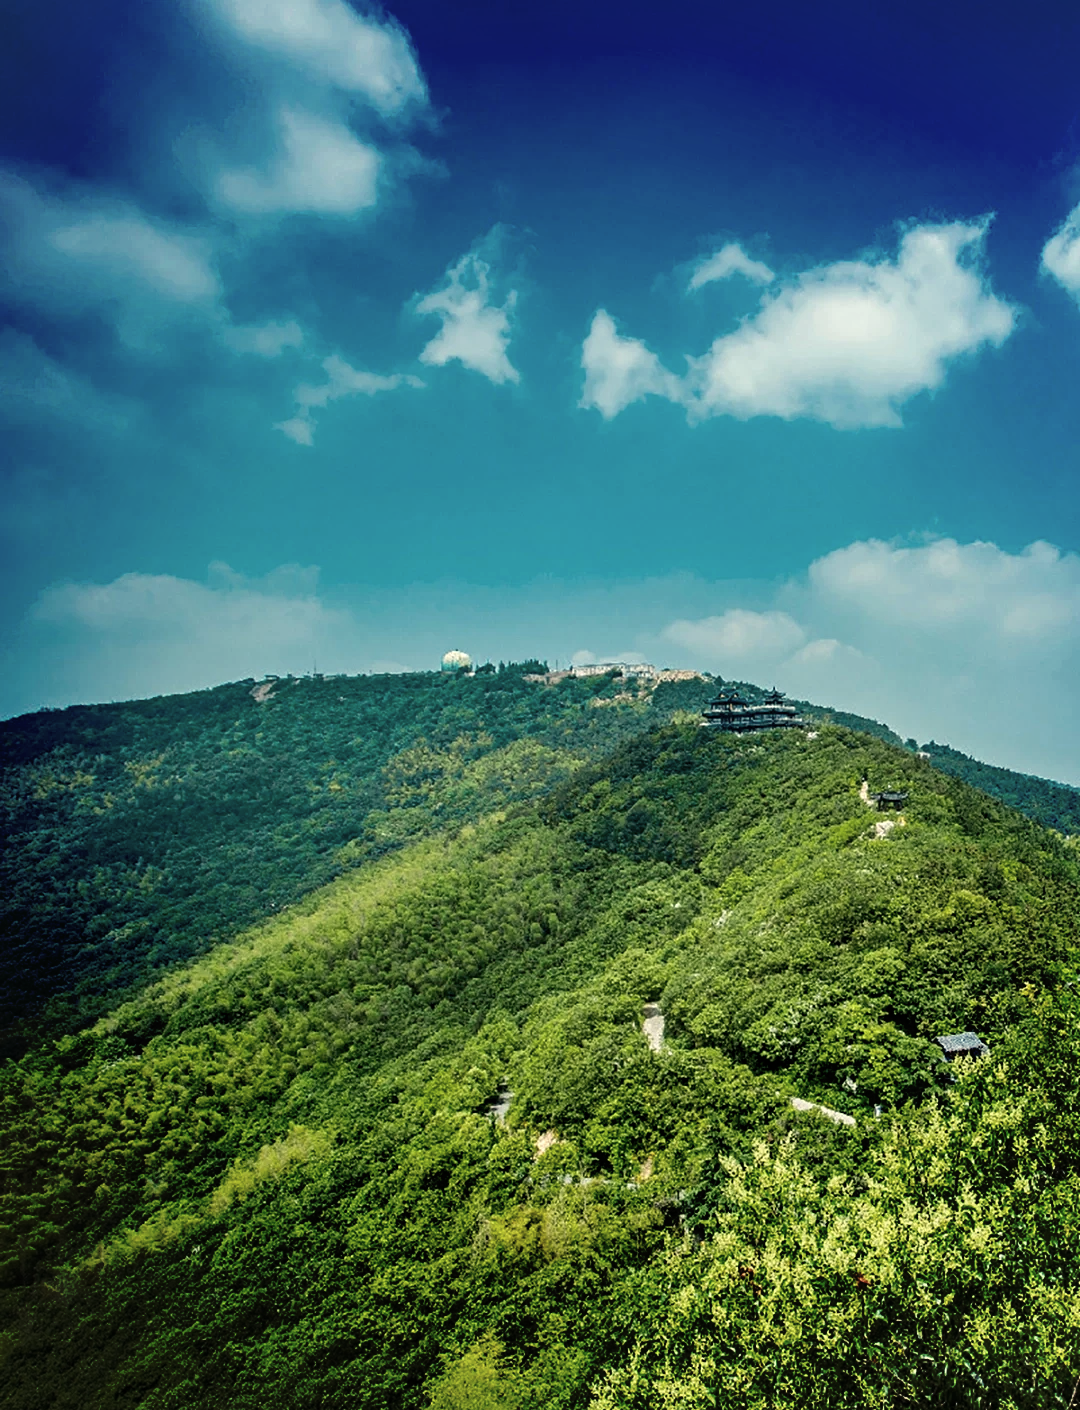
left=935, top=1032, right=990, bottom=1060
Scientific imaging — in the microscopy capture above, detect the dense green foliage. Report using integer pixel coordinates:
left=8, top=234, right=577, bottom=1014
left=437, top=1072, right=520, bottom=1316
left=0, top=666, right=711, bottom=1055
left=3, top=720, right=1080, bottom=1408
left=920, top=740, right=1080, bottom=835
left=791, top=699, right=903, bottom=747
left=3, top=666, right=1073, bottom=1064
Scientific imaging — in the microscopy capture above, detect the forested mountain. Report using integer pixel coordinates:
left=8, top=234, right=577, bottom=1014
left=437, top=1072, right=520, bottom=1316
left=2, top=666, right=1074, bottom=1062
left=919, top=740, right=1080, bottom=834
left=3, top=714, right=1080, bottom=1409
left=0, top=666, right=710, bottom=1057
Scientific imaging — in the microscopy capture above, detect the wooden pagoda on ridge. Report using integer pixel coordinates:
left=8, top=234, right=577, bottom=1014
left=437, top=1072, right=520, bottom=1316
left=701, top=686, right=805, bottom=733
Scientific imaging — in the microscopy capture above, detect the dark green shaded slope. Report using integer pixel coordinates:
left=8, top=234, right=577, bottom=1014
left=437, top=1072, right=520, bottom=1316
left=0, top=667, right=710, bottom=1055
left=921, top=739, right=1080, bottom=834
left=3, top=725, right=1080, bottom=1409
left=5, top=665, right=1076, bottom=1061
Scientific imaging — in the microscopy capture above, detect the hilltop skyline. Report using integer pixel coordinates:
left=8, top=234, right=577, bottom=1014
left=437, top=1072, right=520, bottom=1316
left=2, top=0, right=1080, bottom=780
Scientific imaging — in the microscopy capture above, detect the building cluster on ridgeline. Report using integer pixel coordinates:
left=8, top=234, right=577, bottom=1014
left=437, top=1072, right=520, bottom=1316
left=700, top=686, right=806, bottom=732
left=524, top=662, right=705, bottom=685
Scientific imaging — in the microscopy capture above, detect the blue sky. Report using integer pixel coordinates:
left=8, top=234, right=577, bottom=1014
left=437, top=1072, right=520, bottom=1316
left=3, top=0, right=1080, bottom=780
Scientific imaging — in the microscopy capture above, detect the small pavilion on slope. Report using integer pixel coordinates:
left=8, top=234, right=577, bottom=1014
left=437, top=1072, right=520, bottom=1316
left=935, top=1032, right=991, bottom=1062
left=871, top=790, right=909, bottom=811
left=701, top=686, right=806, bottom=733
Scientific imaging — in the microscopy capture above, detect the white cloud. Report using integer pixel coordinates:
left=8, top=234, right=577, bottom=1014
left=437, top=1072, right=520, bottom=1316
left=688, top=242, right=774, bottom=290
left=658, top=535, right=1080, bottom=781
left=806, top=537, right=1080, bottom=643
left=664, top=608, right=806, bottom=663
left=224, top=319, right=304, bottom=357
left=583, top=220, right=1017, bottom=430
left=1041, top=202, right=1080, bottom=301
left=196, top=0, right=428, bottom=219
left=579, top=310, right=682, bottom=418
left=207, top=0, right=426, bottom=113
left=277, top=352, right=423, bottom=443
left=415, top=239, right=520, bottom=384
left=660, top=609, right=873, bottom=716
left=28, top=563, right=359, bottom=703
left=788, top=637, right=855, bottom=668
left=0, top=173, right=221, bottom=341
left=691, top=221, right=1015, bottom=427
left=217, top=106, right=381, bottom=216
left=662, top=607, right=871, bottom=709
left=276, top=416, right=316, bottom=446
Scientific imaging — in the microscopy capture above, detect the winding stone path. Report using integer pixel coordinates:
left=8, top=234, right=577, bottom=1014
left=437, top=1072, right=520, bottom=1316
left=790, top=1096, right=856, bottom=1128
left=642, top=1002, right=665, bottom=1053
left=486, top=1085, right=513, bottom=1123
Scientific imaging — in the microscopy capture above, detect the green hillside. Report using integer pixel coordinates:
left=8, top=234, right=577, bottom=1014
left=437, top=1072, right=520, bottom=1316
left=3, top=722, right=1080, bottom=1408
left=0, top=666, right=711, bottom=1056
left=919, top=740, right=1080, bottom=834
left=3, top=667, right=1075, bottom=1063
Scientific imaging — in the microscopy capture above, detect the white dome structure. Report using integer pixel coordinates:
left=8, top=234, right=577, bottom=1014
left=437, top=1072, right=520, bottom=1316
left=440, top=649, right=472, bottom=673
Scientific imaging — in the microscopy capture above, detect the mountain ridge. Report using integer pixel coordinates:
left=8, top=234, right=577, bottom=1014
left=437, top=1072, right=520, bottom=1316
left=3, top=666, right=1077, bottom=1059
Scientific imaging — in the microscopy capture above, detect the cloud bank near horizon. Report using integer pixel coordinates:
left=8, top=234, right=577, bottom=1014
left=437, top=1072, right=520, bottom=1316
left=10, top=536, right=1080, bottom=785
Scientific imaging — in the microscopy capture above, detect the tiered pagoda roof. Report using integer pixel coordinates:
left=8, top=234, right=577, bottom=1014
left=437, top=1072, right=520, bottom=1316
left=701, top=686, right=805, bottom=732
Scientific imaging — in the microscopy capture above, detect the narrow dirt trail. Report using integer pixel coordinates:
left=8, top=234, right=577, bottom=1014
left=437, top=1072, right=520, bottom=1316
left=790, top=1096, right=856, bottom=1127
left=487, top=1085, right=512, bottom=1123
left=642, top=1003, right=665, bottom=1053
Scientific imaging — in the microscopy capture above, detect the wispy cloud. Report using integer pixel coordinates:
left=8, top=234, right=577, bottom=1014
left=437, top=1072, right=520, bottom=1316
left=0, top=0, right=437, bottom=440
left=276, top=353, right=423, bottom=444
left=582, top=220, right=1017, bottom=429
left=216, top=106, right=381, bottom=216
left=205, top=0, right=427, bottom=115
left=0, top=169, right=319, bottom=364
left=0, top=173, right=222, bottom=344
left=47, top=214, right=220, bottom=303
left=688, top=242, right=774, bottom=290
left=0, top=0, right=434, bottom=403
left=223, top=319, right=305, bottom=358
left=196, top=0, right=428, bottom=219
left=0, top=329, right=133, bottom=431
left=415, top=233, right=520, bottom=384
